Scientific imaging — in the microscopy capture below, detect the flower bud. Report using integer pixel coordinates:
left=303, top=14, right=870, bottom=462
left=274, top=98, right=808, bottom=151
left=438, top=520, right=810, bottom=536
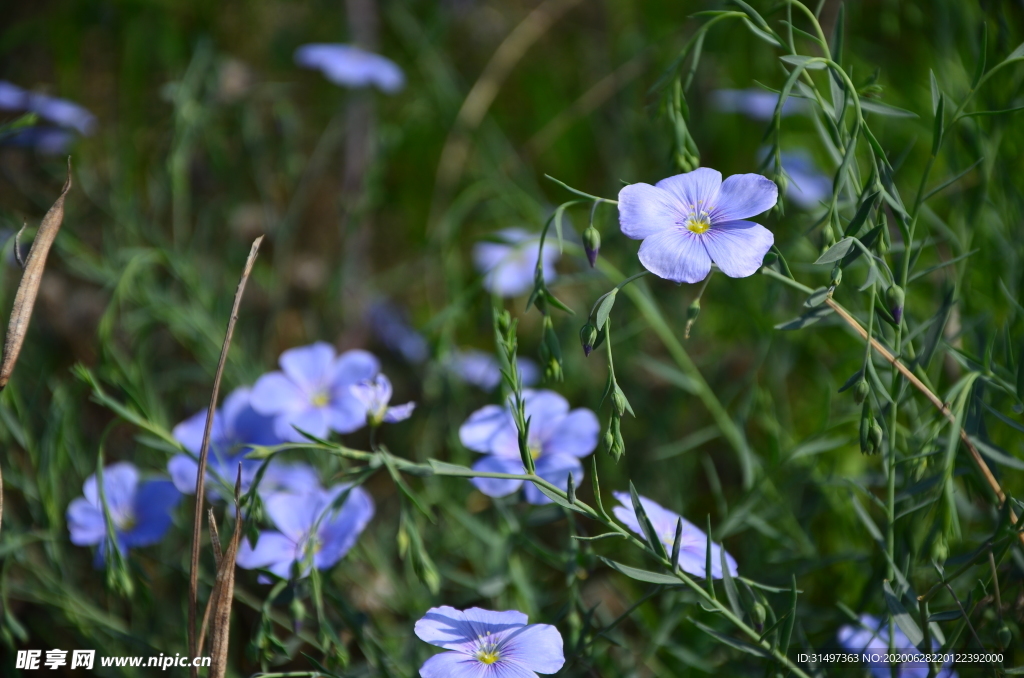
left=859, top=403, right=874, bottom=455
left=580, top=322, right=598, bottom=357
left=997, top=624, right=1012, bottom=648
left=583, top=225, right=601, bottom=268
left=868, top=422, right=883, bottom=453
left=853, top=379, right=870, bottom=404
left=931, top=535, right=948, bottom=562
left=686, top=298, right=701, bottom=322
left=752, top=602, right=767, bottom=632
left=612, top=388, right=628, bottom=417
left=830, top=264, right=843, bottom=287
left=603, top=422, right=615, bottom=453
left=886, top=284, right=905, bottom=324
left=497, top=310, right=512, bottom=335
left=611, top=417, right=626, bottom=459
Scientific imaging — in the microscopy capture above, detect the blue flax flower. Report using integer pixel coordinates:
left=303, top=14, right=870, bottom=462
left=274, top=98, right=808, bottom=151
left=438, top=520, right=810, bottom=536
left=780, top=150, right=832, bottom=209
left=473, top=228, right=559, bottom=298
left=294, top=44, right=405, bottom=94
left=618, top=168, right=777, bottom=283
left=837, top=614, right=957, bottom=678
left=612, top=491, right=738, bottom=579
left=168, top=386, right=280, bottom=499
left=447, top=348, right=539, bottom=391
left=236, top=483, right=374, bottom=579
left=711, top=88, right=809, bottom=120
left=251, top=342, right=381, bottom=442
left=367, top=300, right=429, bottom=364
left=459, top=390, right=598, bottom=504
left=414, top=606, right=564, bottom=678
left=350, top=374, right=416, bottom=426
left=66, top=462, right=181, bottom=566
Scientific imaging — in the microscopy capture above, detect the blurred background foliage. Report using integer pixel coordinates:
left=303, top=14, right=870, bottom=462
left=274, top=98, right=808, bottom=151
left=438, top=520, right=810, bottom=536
left=1, top=0, right=1024, bottom=675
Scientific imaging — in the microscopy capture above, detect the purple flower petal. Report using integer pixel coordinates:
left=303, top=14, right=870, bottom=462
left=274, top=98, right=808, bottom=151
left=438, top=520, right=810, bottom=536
left=236, top=531, right=299, bottom=578
left=66, top=499, right=105, bottom=546
left=167, top=454, right=200, bottom=495
left=383, top=402, right=416, bottom=423
left=82, top=462, right=138, bottom=523
left=333, top=349, right=381, bottom=386
left=258, top=462, right=321, bottom=496
left=251, top=372, right=308, bottom=415
left=295, top=44, right=405, bottom=94
left=314, top=486, right=375, bottom=569
left=415, top=606, right=528, bottom=650
left=121, top=480, right=180, bottom=547
left=544, top=409, right=599, bottom=458
left=654, top=168, right=722, bottom=213
left=282, top=406, right=330, bottom=442
left=470, top=456, right=524, bottom=498
left=637, top=229, right=711, bottom=284
left=280, top=342, right=337, bottom=390
left=702, top=220, right=774, bottom=278
left=473, top=229, right=558, bottom=298
left=525, top=453, right=583, bottom=505
left=459, top=405, right=511, bottom=453
left=324, top=397, right=368, bottom=434
left=710, top=173, right=778, bottom=223
left=0, top=81, right=26, bottom=109
left=521, top=390, right=570, bottom=442
left=418, top=651, right=489, bottom=678
left=265, top=490, right=324, bottom=541
left=498, top=623, right=566, bottom=674
left=617, top=182, right=682, bottom=240
left=711, top=88, right=808, bottom=119
left=172, top=408, right=222, bottom=456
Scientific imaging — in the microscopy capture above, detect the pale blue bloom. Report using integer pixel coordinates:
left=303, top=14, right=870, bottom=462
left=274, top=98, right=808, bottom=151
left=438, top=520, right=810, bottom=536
left=780, top=150, right=832, bottom=209
left=250, top=342, right=381, bottom=442
left=837, top=614, right=957, bottom=678
left=350, top=374, right=416, bottom=426
left=473, top=228, right=559, bottom=298
left=367, top=301, right=429, bottom=364
left=0, top=80, right=97, bottom=134
left=459, top=390, right=598, bottom=505
left=612, top=491, right=738, bottom=579
left=236, top=484, right=374, bottom=579
left=447, top=349, right=539, bottom=391
left=294, top=44, right=405, bottom=94
left=415, top=606, right=564, bottom=678
left=168, top=386, right=280, bottom=499
left=66, top=462, right=181, bottom=567
left=712, top=88, right=809, bottom=120
left=618, top=168, right=777, bottom=283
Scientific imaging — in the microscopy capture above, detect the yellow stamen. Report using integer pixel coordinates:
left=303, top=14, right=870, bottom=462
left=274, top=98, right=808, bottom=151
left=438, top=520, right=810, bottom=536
left=529, top=445, right=543, bottom=459
left=685, top=216, right=711, bottom=234
left=476, top=650, right=500, bottom=665
left=311, top=392, right=330, bottom=407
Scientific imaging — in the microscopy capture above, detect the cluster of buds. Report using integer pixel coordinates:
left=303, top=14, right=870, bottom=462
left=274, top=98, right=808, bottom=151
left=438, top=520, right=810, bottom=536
left=859, top=402, right=883, bottom=455
left=539, top=315, right=563, bottom=381
left=603, top=387, right=629, bottom=460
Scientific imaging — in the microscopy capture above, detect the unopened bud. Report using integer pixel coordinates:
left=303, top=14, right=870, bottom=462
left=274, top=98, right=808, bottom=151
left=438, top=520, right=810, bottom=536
left=822, top=223, right=834, bottom=245
left=997, top=624, right=1012, bottom=648
left=612, top=389, right=627, bottom=417
left=752, top=602, right=767, bottom=631
left=886, top=284, right=905, bottom=324
left=583, top=226, right=601, bottom=268
left=931, top=535, right=948, bottom=562
left=497, top=310, right=512, bottom=335
left=603, top=422, right=615, bottom=453
left=611, top=418, right=626, bottom=459
left=853, top=379, right=869, bottom=404
left=859, top=403, right=875, bottom=455
left=830, top=264, right=843, bottom=287
left=580, top=322, right=598, bottom=357
left=868, top=422, right=883, bottom=453
left=684, top=298, right=701, bottom=339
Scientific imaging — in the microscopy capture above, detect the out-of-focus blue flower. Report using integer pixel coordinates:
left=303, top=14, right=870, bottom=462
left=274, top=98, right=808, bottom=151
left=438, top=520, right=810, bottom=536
left=257, top=462, right=322, bottom=496
left=1, top=127, right=76, bottom=155
left=780, top=150, right=832, bottom=209
left=611, top=491, right=737, bottom=579
left=168, top=386, right=280, bottom=500
left=711, top=88, right=809, bottom=120
left=447, top=349, right=539, bottom=391
left=294, top=44, right=405, bottom=94
left=837, top=614, right=957, bottom=678
left=235, top=483, right=374, bottom=579
left=66, top=462, right=181, bottom=567
left=473, top=228, right=559, bottom=298
left=350, top=374, right=415, bottom=426
left=414, top=606, right=565, bottom=677
left=0, top=81, right=97, bottom=134
left=459, top=390, right=598, bottom=505
left=367, top=301, right=429, bottom=364
left=251, top=342, right=381, bottom=442
left=618, top=168, right=777, bottom=283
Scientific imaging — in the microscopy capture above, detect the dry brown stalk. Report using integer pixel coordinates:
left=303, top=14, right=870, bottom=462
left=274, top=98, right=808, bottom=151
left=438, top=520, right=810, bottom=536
left=188, top=236, right=263, bottom=676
